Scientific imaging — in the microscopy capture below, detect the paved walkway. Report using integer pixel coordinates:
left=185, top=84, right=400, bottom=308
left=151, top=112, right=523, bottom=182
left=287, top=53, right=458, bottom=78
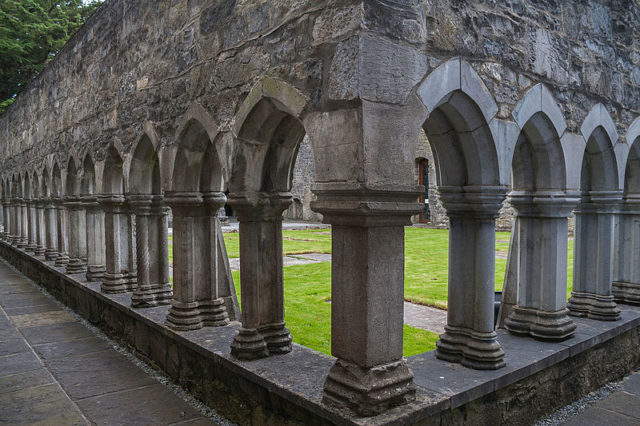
left=556, top=372, right=640, bottom=425
left=0, top=260, right=220, bottom=425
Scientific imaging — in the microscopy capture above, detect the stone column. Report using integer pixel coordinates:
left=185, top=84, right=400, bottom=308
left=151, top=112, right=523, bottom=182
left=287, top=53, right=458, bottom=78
left=83, top=196, right=106, bottom=281
left=54, top=197, right=70, bottom=266
left=3, top=198, right=12, bottom=242
left=26, top=198, right=37, bottom=252
left=64, top=196, right=87, bottom=275
left=1, top=198, right=8, bottom=240
left=435, top=186, right=506, bottom=370
left=311, top=186, right=421, bottom=416
left=126, top=210, right=138, bottom=288
left=99, top=195, right=136, bottom=293
left=225, top=193, right=292, bottom=359
left=568, top=191, right=621, bottom=320
left=10, top=198, right=20, bottom=246
left=504, top=192, right=578, bottom=341
left=612, top=195, right=640, bottom=305
left=165, top=192, right=229, bottom=329
left=44, top=199, right=59, bottom=260
left=128, top=194, right=172, bottom=307
left=34, top=198, right=47, bottom=256
left=17, top=198, right=28, bottom=248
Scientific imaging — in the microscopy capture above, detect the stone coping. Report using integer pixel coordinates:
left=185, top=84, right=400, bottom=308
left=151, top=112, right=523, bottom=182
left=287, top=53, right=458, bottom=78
left=1, top=239, right=639, bottom=424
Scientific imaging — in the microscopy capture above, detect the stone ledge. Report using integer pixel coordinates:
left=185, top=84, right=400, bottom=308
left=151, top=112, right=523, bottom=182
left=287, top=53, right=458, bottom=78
left=0, top=240, right=639, bottom=425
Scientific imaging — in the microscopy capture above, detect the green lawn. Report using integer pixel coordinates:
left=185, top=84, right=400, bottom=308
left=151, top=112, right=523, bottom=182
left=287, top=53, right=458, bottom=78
left=232, top=262, right=439, bottom=357
left=169, top=227, right=575, bottom=357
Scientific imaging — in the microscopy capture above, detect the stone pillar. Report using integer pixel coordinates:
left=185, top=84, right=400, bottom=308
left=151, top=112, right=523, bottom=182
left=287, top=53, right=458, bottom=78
left=26, top=198, right=37, bottom=252
left=17, top=198, right=28, bottom=248
left=3, top=199, right=12, bottom=242
left=226, top=193, right=292, bottom=359
left=311, top=186, right=420, bottom=416
left=568, top=191, right=621, bottom=320
left=34, top=198, right=47, bottom=256
left=1, top=198, right=8, bottom=240
left=128, top=194, right=172, bottom=307
left=435, top=186, right=506, bottom=370
left=165, top=192, right=229, bottom=329
left=54, top=198, right=70, bottom=266
left=83, top=196, right=106, bottom=281
left=99, top=195, right=136, bottom=293
left=612, top=195, right=640, bottom=305
left=44, top=199, right=59, bottom=260
left=10, top=198, right=21, bottom=246
left=64, top=196, right=87, bottom=275
left=126, top=210, right=138, bottom=288
left=504, top=192, right=578, bottom=341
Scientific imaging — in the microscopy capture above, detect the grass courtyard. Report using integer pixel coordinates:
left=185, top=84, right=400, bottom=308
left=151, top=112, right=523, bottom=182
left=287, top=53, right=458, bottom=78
left=170, top=227, right=575, bottom=357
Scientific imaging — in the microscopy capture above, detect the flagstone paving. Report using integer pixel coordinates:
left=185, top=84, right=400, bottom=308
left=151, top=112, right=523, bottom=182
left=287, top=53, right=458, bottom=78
left=0, top=259, right=221, bottom=425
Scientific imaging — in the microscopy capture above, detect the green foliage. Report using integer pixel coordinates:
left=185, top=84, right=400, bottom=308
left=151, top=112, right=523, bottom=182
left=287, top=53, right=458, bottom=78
left=0, top=0, right=102, bottom=114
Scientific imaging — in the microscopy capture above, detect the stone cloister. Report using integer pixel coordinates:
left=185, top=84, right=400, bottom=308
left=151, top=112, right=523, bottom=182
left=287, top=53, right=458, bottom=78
left=1, top=1, right=639, bottom=423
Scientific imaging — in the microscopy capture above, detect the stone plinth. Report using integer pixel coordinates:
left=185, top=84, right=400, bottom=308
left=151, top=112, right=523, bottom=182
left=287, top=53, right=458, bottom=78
left=436, top=186, right=507, bottom=370
left=504, top=192, right=578, bottom=341
left=568, top=191, right=621, bottom=321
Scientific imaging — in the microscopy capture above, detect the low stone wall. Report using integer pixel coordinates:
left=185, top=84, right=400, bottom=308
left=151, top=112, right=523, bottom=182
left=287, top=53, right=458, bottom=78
left=2, top=241, right=639, bottom=426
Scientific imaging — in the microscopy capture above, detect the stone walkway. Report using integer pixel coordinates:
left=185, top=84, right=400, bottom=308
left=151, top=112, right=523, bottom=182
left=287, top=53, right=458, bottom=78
left=555, top=372, right=640, bottom=425
left=0, top=260, right=220, bottom=425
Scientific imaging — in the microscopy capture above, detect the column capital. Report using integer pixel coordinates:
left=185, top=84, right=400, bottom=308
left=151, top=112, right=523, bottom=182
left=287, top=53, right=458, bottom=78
left=575, top=190, right=624, bottom=214
left=127, top=194, right=168, bottom=216
left=97, top=194, right=128, bottom=212
left=63, top=196, right=85, bottom=210
left=311, top=183, right=422, bottom=227
left=438, top=185, right=508, bottom=219
left=508, top=190, right=580, bottom=218
left=622, top=194, right=640, bottom=214
left=227, top=191, right=291, bottom=222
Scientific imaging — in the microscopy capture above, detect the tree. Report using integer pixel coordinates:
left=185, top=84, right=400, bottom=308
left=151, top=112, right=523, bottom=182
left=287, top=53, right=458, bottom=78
left=0, top=0, right=102, bottom=114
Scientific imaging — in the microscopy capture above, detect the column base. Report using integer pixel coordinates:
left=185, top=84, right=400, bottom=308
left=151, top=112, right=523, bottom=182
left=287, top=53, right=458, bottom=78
left=613, top=281, right=640, bottom=305
left=45, top=250, right=59, bottom=261
left=230, top=328, right=269, bottom=360
left=568, top=292, right=621, bottom=321
left=165, top=298, right=229, bottom=331
left=505, top=306, right=576, bottom=341
left=322, top=359, right=416, bottom=417
left=34, top=246, right=46, bottom=256
left=54, top=254, right=69, bottom=267
left=101, top=273, right=136, bottom=293
left=435, top=325, right=506, bottom=370
left=86, top=266, right=106, bottom=282
left=25, top=243, right=37, bottom=253
left=259, top=322, right=293, bottom=355
left=66, top=259, right=87, bottom=275
left=16, top=239, right=27, bottom=248
left=131, top=283, right=173, bottom=308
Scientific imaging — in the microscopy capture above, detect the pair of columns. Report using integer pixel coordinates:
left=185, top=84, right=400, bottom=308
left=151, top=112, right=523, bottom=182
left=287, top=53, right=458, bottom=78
left=100, top=194, right=174, bottom=308
left=164, top=192, right=237, bottom=330
left=613, top=195, right=640, bottom=305
left=568, top=191, right=621, bottom=320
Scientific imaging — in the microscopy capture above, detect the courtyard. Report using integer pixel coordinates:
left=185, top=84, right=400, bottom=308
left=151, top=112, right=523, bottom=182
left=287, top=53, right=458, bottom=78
left=169, top=226, right=576, bottom=357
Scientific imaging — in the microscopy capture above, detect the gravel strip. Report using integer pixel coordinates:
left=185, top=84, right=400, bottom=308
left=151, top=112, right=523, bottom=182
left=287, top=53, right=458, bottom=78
left=534, top=381, right=624, bottom=425
left=1, top=259, right=236, bottom=426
